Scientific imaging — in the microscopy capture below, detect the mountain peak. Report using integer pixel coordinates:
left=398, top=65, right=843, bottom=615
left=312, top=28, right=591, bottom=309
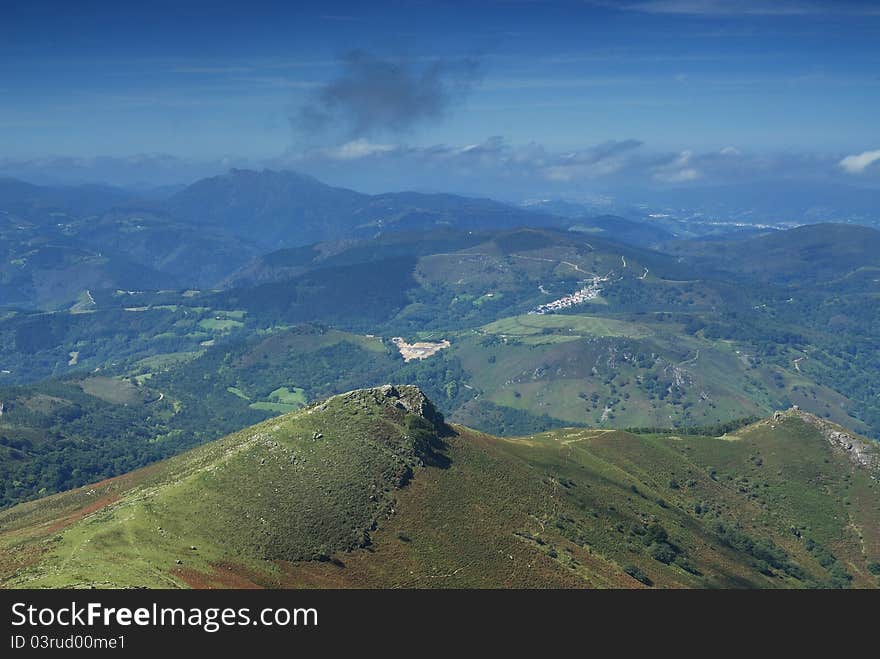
left=225, top=167, right=321, bottom=184
left=311, top=384, right=450, bottom=438
left=778, top=407, right=880, bottom=473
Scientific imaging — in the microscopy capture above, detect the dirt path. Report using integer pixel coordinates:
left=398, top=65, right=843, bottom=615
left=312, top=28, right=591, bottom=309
left=509, top=254, right=595, bottom=276
left=679, top=350, right=700, bottom=366
left=560, top=260, right=597, bottom=275
left=561, top=429, right=615, bottom=445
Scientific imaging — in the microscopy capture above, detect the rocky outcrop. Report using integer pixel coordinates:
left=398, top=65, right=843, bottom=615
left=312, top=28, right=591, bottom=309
left=307, top=384, right=450, bottom=435
left=376, top=384, right=449, bottom=432
left=785, top=407, right=879, bottom=474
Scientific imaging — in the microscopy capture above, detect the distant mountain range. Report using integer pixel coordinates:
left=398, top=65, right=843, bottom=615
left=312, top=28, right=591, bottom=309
left=665, top=223, right=880, bottom=285
left=0, top=177, right=138, bottom=218
left=0, top=169, right=679, bottom=309
left=166, top=169, right=565, bottom=249
left=524, top=179, right=880, bottom=239
left=639, top=179, right=880, bottom=225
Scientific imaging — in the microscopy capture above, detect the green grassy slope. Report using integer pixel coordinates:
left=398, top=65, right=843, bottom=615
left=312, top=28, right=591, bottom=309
left=1, top=387, right=877, bottom=589
left=449, top=311, right=865, bottom=435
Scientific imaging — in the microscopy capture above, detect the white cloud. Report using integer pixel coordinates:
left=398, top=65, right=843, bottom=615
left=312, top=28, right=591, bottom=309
left=287, top=138, right=858, bottom=190
left=653, top=150, right=701, bottom=182
left=839, top=149, right=880, bottom=174
left=655, top=167, right=700, bottom=182
left=540, top=140, right=644, bottom=181
left=321, top=139, right=396, bottom=160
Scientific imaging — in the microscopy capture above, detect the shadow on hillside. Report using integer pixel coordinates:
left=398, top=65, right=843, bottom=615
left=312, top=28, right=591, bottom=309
left=423, top=424, right=456, bottom=470
left=423, top=444, right=452, bottom=470
left=422, top=427, right=454, bottom=470
left=406, top=413, right=454, bottom=470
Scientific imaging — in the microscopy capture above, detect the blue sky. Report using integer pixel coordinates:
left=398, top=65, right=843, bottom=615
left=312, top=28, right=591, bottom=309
left=1, top=0, right=879, bottom=192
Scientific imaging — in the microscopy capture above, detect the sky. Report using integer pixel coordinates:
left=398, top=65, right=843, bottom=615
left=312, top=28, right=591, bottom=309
left=1, top=0, right=879, bottom=194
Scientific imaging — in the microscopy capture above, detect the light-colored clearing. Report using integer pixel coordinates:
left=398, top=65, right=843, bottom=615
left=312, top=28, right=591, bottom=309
left=392, top=337, right=451, bottom=362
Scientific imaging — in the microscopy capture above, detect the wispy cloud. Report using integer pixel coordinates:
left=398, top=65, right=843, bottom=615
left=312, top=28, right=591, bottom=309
left=228, top=76, right=322, bottom=90
left=480, top=71, right=878, bottom=92
left=839, top=149, right=880, bottom=173
left=619, top=0, right=880, bottom=15
left=318, top=14, right=366, bottom=22
left=482, top=76, right=650, bottom=91
left=170, top=66, right=257, bottom=74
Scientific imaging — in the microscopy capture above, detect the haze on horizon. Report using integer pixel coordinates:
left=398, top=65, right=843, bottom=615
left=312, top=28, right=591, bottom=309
left=2, top=0, right=879, bottom=198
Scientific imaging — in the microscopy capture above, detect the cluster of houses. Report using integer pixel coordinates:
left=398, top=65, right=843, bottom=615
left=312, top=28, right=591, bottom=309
left=530, top=275, right=608, bottom=315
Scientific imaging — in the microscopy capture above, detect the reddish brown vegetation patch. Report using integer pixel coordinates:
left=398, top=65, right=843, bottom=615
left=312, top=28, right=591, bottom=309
left=44, top=494, right=120, bottom=535
left=172, top=562, right=266, bottom=589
